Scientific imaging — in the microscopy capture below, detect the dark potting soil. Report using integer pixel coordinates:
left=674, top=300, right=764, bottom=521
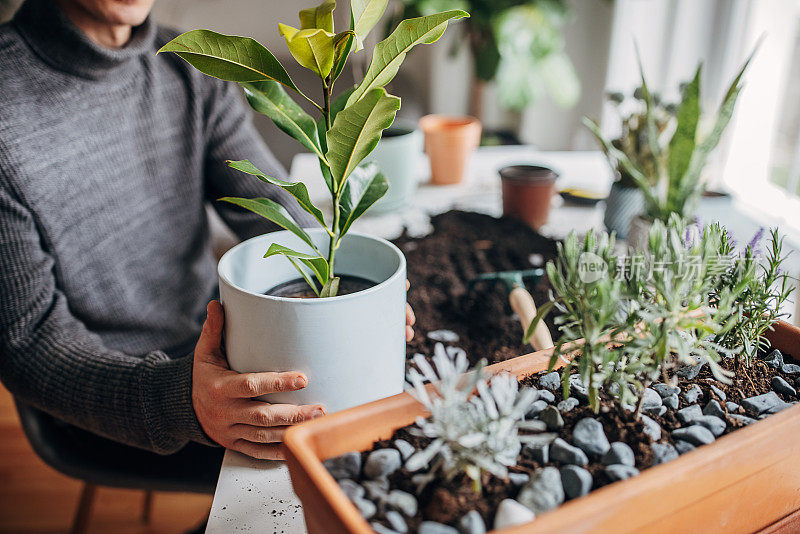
left=264, top=274, right=375, bottom=298
left=360, top=348, right=799, bottom=531
left=392, top=210, right=558, bottom=367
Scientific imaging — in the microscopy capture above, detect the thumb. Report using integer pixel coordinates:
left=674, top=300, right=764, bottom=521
left=195, top=300, right=225, bottom=362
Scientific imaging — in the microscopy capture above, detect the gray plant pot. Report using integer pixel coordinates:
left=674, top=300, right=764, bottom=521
left=364, top=121, right=423, bottom=214
left=604, top=183, right=645, bottom=239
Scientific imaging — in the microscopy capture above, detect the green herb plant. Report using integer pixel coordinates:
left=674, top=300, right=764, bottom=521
left=159, top=1, right=468, bottom=297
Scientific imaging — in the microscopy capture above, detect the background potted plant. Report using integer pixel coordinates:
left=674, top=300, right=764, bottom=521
left=363, top=120, right=423, bottom=213
left=159, top=1, right=468, bottom=411
left=498, top=164, right=558, bottom=230
left=585, top=49, right=754, bottom=248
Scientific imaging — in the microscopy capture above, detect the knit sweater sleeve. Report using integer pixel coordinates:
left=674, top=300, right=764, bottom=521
left=0, top=183, right=212, bottom=454
left=204, top=80, right=315, bottom=240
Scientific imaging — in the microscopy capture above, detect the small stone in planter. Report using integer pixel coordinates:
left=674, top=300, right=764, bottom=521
left=323, top=451, right=361, bottom=480
left=493, top=499, right=536, bottom=530
left=676, top=361, right=705, bottom=380
left=729, top=414, right=757, bottom=425
left=371, top=522, right=401, bottom=534
left=509, top=473, right=530, bottom=486
left=385, top=510, right=408, bottom=533
left=602, top=442, right=635, bottom=467
left=550, top=438, right=588, bottom=466
left=677, top=404, right=702, bottom=424
left=363, top=479, right=389, bottom=501
left=418, top=521, right=459, bottom=534
left=709, top=384, right=727, bottom=401
left=572, top=418, right=610, bottom=456
left=672, top=425, right=715, bottom=446
left=782, top=363, right=800, bottom=375
left=663, top=393, right=679, bottom=410
left=426, top=330, right=459, bottom=343
left=703, top=399, right=726, bottom=419
left=517, top=467, right=565, bottom=514
left=459, top=510, right=486, bottom=534
left=652, top=442, right=679, bottom=464
left=558, top=397, right=580, bottom=412
left=338, top=479, right=364, bottom=500
left=540, top=405, right=564, bottom=430
left=693, top=415, right=726, bottom=437
left=560, top=465, right=593, bottom=498
left=640, top=415, right=662, bottom=441
left=641, top=388, right=663, bottom=415
left=538, top=389, right=556, bottom=404
left=652, top=383, right=681, bottom=398
left=742, top=391, right=791, bottom=415
left=726, top=401, right=740, bottom=412
left=760, top=349, right=783, bottom=369
left=526, top=400, right=549, bottom=417
left=525, top=442, right=549, bottom=464
left=364, top=449, right=402, bottom=479
left=605, top=464, right=639, bottom=481
left=682, top=384, right=702, bottom=404
left=658, top=406, right=667, bottom=417
left=394, top=439, right=415, bottom=461
left=353, top=496, right=377, bottom=519
left=569, top=375, right=589, bottom=400
left=674, top=440, right=696, bottom=455
left=771, top=376, right=797, bottom=397
left=522, top=419, right=548, bottom=432
left=539, top=371, right=561, bottom=391
left=387, top=490, right=418, bottom=517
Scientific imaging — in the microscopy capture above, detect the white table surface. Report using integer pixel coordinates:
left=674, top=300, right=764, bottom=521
left=205, top=146, right=612, bottom=534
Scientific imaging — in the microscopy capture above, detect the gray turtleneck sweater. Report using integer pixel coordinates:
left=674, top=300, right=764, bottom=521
left=0, top=0, right=310, bottom=453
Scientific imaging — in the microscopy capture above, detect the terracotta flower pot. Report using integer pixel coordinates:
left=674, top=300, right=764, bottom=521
left=499, top=165, right=558, bottom=230
left=419, top=115, right=481, bottom=185
left=284, top=321, right=800, bottom=534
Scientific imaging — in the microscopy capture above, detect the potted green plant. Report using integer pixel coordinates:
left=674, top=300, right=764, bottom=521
left=283, top=217, right=798, bottom=533
left=158, top=1, right=468, bottom=412
left=584, top=50, right=755, bottom=248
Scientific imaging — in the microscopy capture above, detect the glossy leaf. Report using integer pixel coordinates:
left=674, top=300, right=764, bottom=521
left=351, top=0, right=389, bottom=50
left=279, top=24, right=337, bottom=78
left=320, top=277, right=340, bottom=297
left=666, top=65, right=701, bottom=212
left=331, top=30, right=356, bottom=81
left=326, top=88, right=400, bottom=191
left=347, top=10, right=469, bottom=106
left=316, top=86, right=357, bottom=193
left=264, top=243, right=329, bottom=285
left=299, top=0, right=335, bottom=33
left=241, top=81, right=325, bottom=160
left=338, top=164, right=389, bottom=238
left=158, top=30, right=299, bottom=91
left=226, top=160, right=326, bottom=227
left=287, top=257, right=320, bottom=296
left=218, top=196, right=319, bottom=253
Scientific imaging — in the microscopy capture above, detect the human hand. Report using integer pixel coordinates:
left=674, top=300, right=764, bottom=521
left=406, top=279, right=415, bottom=342
left=192, top=300, right=325, bottom=460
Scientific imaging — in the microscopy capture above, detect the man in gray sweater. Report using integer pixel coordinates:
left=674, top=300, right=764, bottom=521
left=0, top=0, right=414, bottom=462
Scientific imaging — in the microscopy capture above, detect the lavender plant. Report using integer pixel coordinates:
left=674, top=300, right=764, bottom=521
left=404, top=344, right=541, bottom=491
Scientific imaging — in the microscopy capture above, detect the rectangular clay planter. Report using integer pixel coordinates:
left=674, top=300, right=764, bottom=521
left=284, top=321, right=800, bottom=534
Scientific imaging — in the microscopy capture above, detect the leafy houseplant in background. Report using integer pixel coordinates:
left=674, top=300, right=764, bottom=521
left=159, top=1, right=468, bottom=412
left=387, top=0, right=580, bottom=119
left=585, top=49, right=755, bottom=248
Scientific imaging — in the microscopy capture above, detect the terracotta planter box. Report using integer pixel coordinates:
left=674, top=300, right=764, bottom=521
left=284, top=321, right=800, bottom=533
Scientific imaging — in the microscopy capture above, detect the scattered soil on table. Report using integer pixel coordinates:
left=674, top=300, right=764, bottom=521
left=264, top=274, right=374, bottom=298
left=392, top=211, right=558, bottom=367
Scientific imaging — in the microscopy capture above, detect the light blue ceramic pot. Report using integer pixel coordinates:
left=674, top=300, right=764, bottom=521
left=364, top=121, right=423, bottom=213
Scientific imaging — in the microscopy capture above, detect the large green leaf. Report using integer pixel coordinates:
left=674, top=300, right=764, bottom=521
left=326, top=88, right=400, bottom=191
left=263, top=243, right=329, bottom=285
left=346, top=10, right=469, bottom=106
left=300, top=0, right=336, bottom=32
left=218, top=196, right=319, bottom=253
left=225, top=160, right=326, bottom=227
left=331, top=30, right=356, bottom=81
left=158, top=30, right=299, bottom=91
left=278, top=24, right=336, bottom=78
left=316, top=86, right=357, bottom=193
left=351, top=0, right=389, bottom=50
left=666, top=65, right=701, bottom=212
left=241, top=81, right=325, bottom=160
left=338, top=164, right=389, bottom=238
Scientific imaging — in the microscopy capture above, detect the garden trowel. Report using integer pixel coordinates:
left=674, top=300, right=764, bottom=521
left=468, top=269, right=554, bottom=352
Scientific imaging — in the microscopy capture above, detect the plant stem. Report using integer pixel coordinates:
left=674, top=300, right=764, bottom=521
left=633, top=379, right=650, bottom=420
left=322, top=76, right=339, bottom=282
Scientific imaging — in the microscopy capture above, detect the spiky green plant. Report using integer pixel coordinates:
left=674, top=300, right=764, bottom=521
left=159, top=1, right=468, bottom=296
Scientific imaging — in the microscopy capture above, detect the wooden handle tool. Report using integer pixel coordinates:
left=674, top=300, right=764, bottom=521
left=509, top=286, right=554, bottom=352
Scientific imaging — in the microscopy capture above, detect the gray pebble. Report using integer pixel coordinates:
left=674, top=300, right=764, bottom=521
left=558, top=397, right=580, bottom=412
left=640, top=415, right=662, bottom=441
left=394, top=439, right=415, bottom=461
left=550, top=438, right=588, bottom=465
left=372, top=522, right=401, bottom=534
left=517, top=467, right=565, bottom=514
left=363, top=479, right=389, bottom=501
left=676, top=362, right=705, bottom=380
left=709, top=384, right=727, bottom=401
left=703, top=399, right=726, bottom=419
left=364, top=449, right=402, bottom=479
left=652, top=442, right=679, bottom=464
left=385, top=511, right=408, bottom=533
left=682, top=384, right=702, bottom=404
left=772, top=376, right=797, bottom=397
left=726, top=401, right=740, bottom=412
left=760, top=349, right=783, bottom=369
left=458, top=510, right=486, bottom=534
left=522, top=419, right=548, bottom=432
left=538, top=389, right=556, bottom=404
left=560, top=465, right=593, bottom=498
left=526, top=400, right=549, bottom=417
left=742, top=391, right=792, bottom=415
left=672, top=425, right=715, bottom=446
left=601, top=442, right=635, bottom=467
left=427, top=330, right=459, bottom=343
left=674, top=440, right=696, bottom=455
left=338, top=479, right=364, bottom=500
left=418, top=521, right=459, bottom=534
left=641, top=388, right=663, bottom=415
left=652, top=383, right=680, bottom=398
left=540, top=405, right=564, bottom=430
left=508, top=473, right=530, bottom=486
left=387, top=490, right=418, bottom=517
left=729, top=414, right=757, bottom=425
left=658, top=406, right=667, bottom=417
left=539, top=372, right=561, bottom=391
left=662, top=393, right=679, bottom=410
left=525, top=442, right=549, bottom=464
left=493, top=499, right=535, bottom=530
left=572, top=418, right=611, bottom=456
left=782, top=363, right=800, bottom=374
left=522, top=433, right=558, bottom=449
left=323, top=451, right=361, bottom=480
left=569, top=375, right=589, bottom=399
left=353, top=497, right=377, bottom=519
left=677, top=404, right=702, bottom=424
left=605, top=464, right=639, bottom=481
left=693, top=415, right=726, bottom=437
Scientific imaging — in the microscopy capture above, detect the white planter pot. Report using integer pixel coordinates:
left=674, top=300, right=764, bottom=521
left=627, top=215, right=653, bottom=251
left=365, top=122, right=423, bottom=213
left=218, top=229, right=407, bottom=413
